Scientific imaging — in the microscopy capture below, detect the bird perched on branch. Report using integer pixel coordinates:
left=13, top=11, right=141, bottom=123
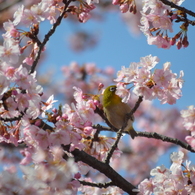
left=102, top=85, right=137, bottom=139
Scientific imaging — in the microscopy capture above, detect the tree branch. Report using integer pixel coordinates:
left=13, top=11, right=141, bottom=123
left=93, top=124, right=113, bottom=132
left=70, top=148, right=138, bottom=194
left=137, top=131, right=195, bottom=153
left=78, top=180, right=114, bottom=188
left=127, top=96, right=143, bottom=118
left=160, top=0, right=195, bottom=18
left=94, top=125, right=195, bottom=153
left=105, top=128, right=123, bottom=164
left=29, top=0, right=73, bottom=74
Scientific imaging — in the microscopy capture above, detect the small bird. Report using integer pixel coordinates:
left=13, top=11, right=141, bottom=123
left=102, top=85, right=137, bottom=139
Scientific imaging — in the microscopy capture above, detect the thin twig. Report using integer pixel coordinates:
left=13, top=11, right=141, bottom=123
left=127, top=96, right=143, bottom=118
left=137, top=131, right=195, bottom=153
left=93, top=124, right=113, bottom=132
left=0, top=115, right=23, bottom=122
left=29, top=0, right=73, bottom=74
left=104, top=128, right=123, bottom=164
left=160, top=0, right=195, bottom=18
left=91, top=125, right=194, bottom=153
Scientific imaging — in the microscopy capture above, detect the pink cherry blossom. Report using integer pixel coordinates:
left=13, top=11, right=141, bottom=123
left=13, top=5, right=24, bottom=25
left=3, top=21, right=20, bottom=39
left=147, top=34, right=171, bottom=49
left=170, top=151, right=184, bottom=165
left=14, top=65, right=32, bottom=89
left=49, top=129, right=71, bottom=146
left=0, top=107, right=20, bottom=119
left=181, top=105, right=195, bottom=132
left=138, top=151, right=192, bottom=195
left=185, top=136, right=195, bottom=149
left=86, top=0, right=99, bottom=4
left=120, top=3, right=129, bottom=13
left=115, top=82, right=131, bottom=103
left=20, top=147, right=33, bottom=165
left=42, top=95, right=58, bottom=117
left=142, top=0, right=171, bottom=14
left=15, top=93, right=30, bottom=112
left=115, top=63, right=139, bottom=83
left=5, top=66, right=15, bottom=78
left=79, top=12, right=91, bottom=23
left=0, top=73, right=9, bottom=95
left=147, top=14, right=173, bottom=32
left=23, top=56, right=34, bottom=66
left=5, top=97, right=17, bottom=111
left=26, top=100, right=41, bottom=119
left=171, top=0, right=185, bottom=6
left=137, top=178, right=153, bottom=195
left=115, top=55, right=183, bottom=104
left=0, top=39, right=20, bottom=64
left=139, top=55, right=159, bottom=70
left=20, top=9, right=39, bottom=26
left=153, top=68, right=173, bottom=88
left=30, top=2, right=48, bottom=22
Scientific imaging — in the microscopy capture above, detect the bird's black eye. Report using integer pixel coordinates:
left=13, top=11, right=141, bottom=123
left=110, top=86, right=116, bottom=92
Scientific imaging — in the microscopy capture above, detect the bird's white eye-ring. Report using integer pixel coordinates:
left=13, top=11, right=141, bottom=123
left=110, top=86, right=116, bottom=92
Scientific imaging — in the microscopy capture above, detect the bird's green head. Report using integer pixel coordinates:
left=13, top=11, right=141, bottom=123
left=102, top=85, right=121, bottom=108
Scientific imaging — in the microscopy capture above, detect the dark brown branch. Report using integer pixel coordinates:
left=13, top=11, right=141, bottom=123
left=137, top=131, right=195, bottom=153
left=94, top=125, right=195, bottom=153
left=29, top=0, right=73, bottom=74
left=93, top=124, right=113, bottom=132
left=71, top=148, right=138, bottom=194
left=0, top=115, right=23, bottom=122
left=78, top=180, right=114, bottom=188
left=127, top=96, right=143, bottom=118
left=160, top=0, right=195, bottom=18
left=175, top=16, right=195, bottom=26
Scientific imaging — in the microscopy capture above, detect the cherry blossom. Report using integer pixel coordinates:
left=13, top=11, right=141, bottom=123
left=138, top=151, right=192, bottom=195
left=115, top=55, right=183, bottom=104
left=0, top=39, right=20, bottom=64
left=181, top=105, right=195, bottom=132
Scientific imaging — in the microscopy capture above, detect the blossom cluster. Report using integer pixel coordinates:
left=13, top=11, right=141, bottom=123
left=110, top=0, right=188, bottom=49
left=1, top=0, right=189, bottom=51
left=0, top=64, right=43, bottom=146
left=138, top=151, right=195, bottom=194
left=140, top=0, right=188, bottom=49
left=112, top=0, right=137, bottom=14
left=115, top=55, right=184, bottom=105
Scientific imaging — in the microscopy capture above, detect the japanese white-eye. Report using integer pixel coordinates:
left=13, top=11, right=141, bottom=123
left=102, top=85, right=136, bottom=139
